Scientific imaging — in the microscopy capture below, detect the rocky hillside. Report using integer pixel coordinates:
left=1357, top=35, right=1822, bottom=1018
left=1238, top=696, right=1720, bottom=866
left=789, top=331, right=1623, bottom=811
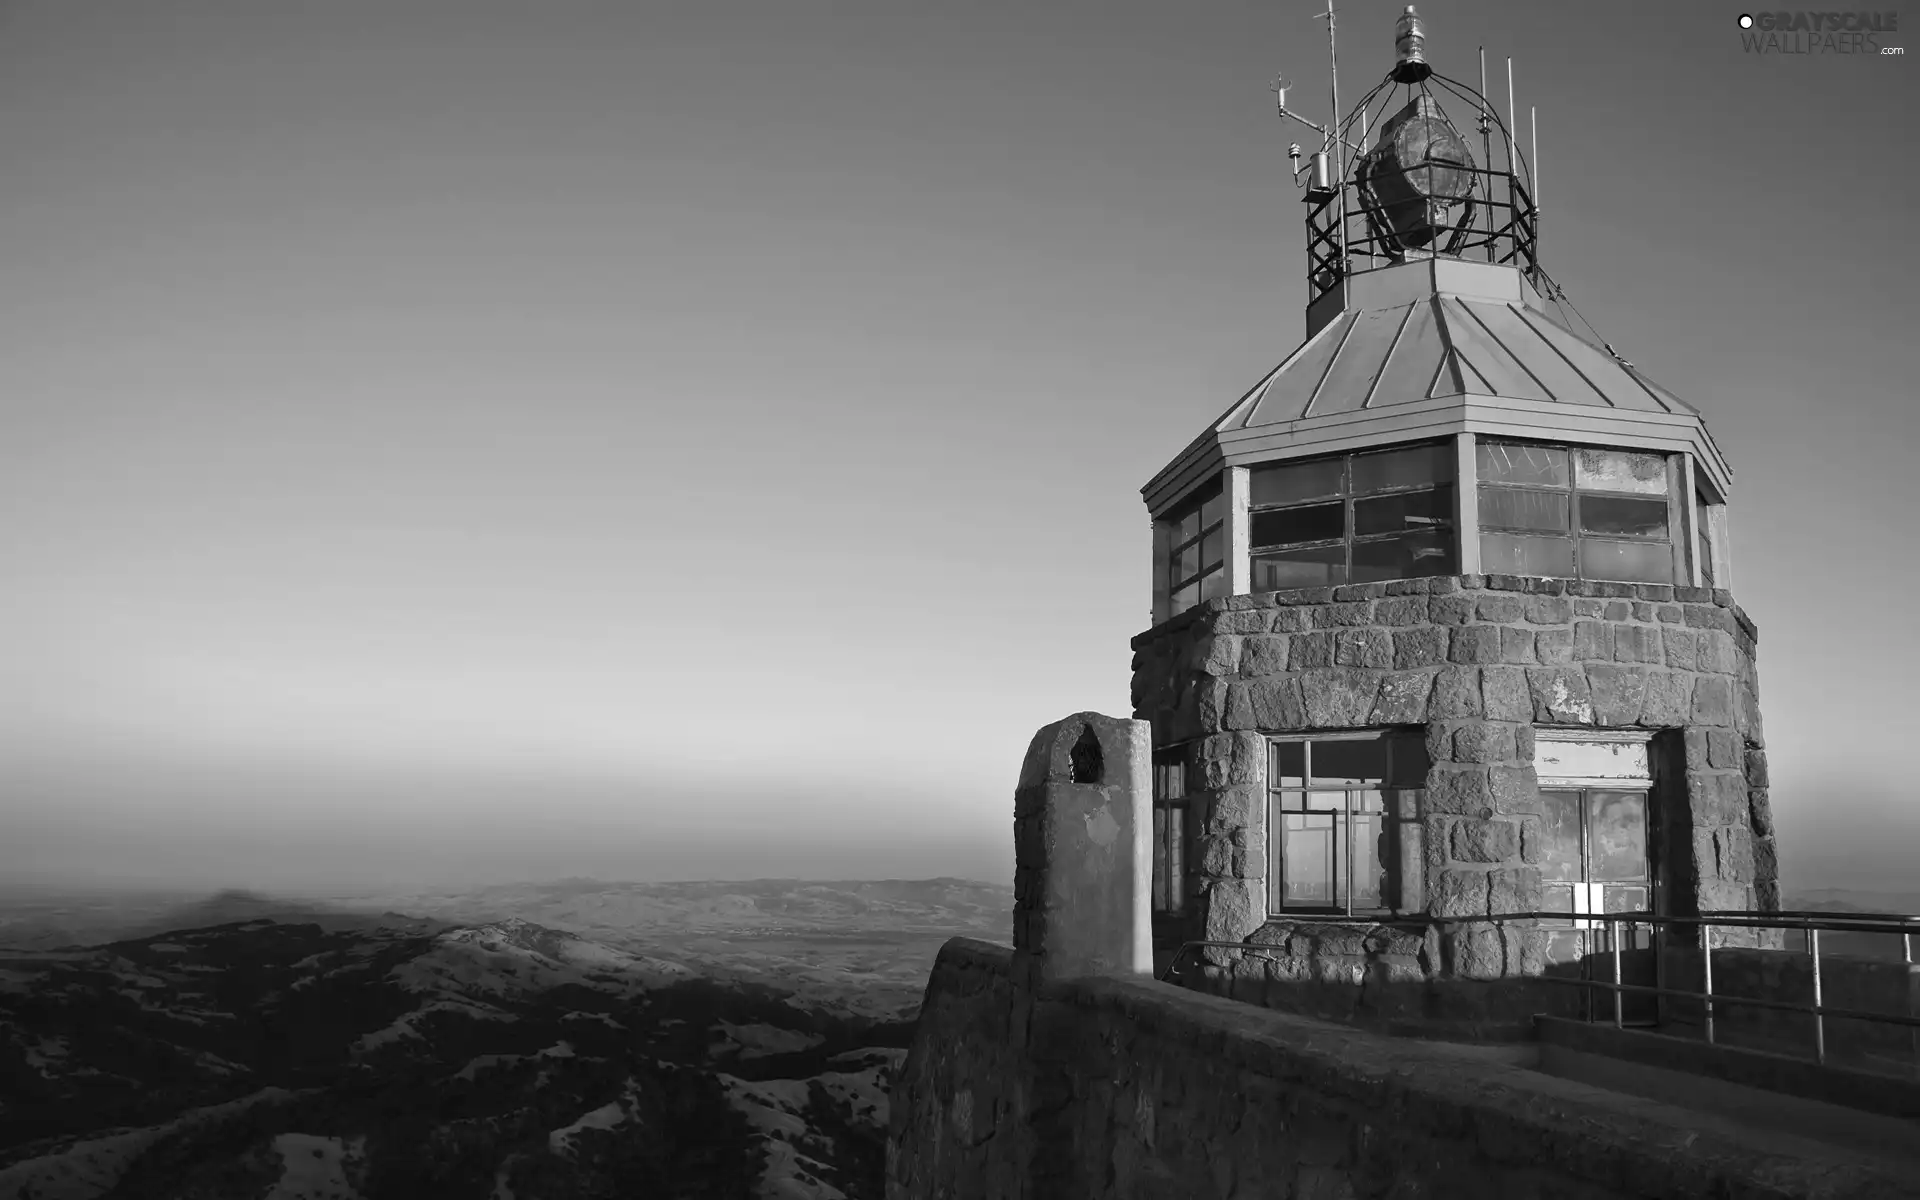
left=0, top=915, right=919, bottom=1199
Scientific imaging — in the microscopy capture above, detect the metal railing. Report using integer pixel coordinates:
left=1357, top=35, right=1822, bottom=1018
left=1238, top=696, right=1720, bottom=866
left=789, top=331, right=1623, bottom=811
left=1159, top=909, right=1920, bottom=1071
left=1304, top=160, right=1538, bottom=304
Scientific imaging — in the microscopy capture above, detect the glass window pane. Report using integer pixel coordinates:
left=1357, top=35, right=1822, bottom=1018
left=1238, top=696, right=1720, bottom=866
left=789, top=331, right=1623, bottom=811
left=1580, top=537, right=1673, bottom=584
left=1478, top=485, right=1570, bottom=532
left=1172, top=582, right=1200, bottom=615
left=1351, top=814, right=1384, bottom=909
left=1304, top=790, right=1347, bottom=811
left=1587, top=791, right=1647, bottom=882
left=1578, top=495, right=1668, bottom=538
left=1250, top=500, right=1345, bottom=547
left=1313, top=740, right=1388, bottom=785
left=1350, top=789, right=1386, bottom=813
left=1271, top=741, right=1306, bottom=788
left=1176, top=507, right=1200, bottom=544
left=1542, top=882, right=1577, bottom=926
left=1352, top=442, right=1454, bottom=493
left=1250, top=457, right=1345, bottom=507
left=1603, top=885, right=1649, bottom=915
left=1539, top=790, right=1584, bottom=882
left=1352, top=530, right=1455, bottom=582
left=1698, top=525, right=1714, bottom=587
left=1252, top=545, right=1347, bottom=591
left=1480, top=532, right=1575, bottom=578
left=1573, top=448, right=1668, bottom=495
left=1173, top=542, right=1199, bottom=583
left=1354, top=485, right=1454, bottom=535
left=1199, top=527, right=1223, bottom=570
left=1199, top=568, right=1228, bottom=602
left=1477, top=441, right=1568, bottom=487
left=1282, top=814, right=1337, bottom=906
left=1200, top=486, right=1225, bottom=529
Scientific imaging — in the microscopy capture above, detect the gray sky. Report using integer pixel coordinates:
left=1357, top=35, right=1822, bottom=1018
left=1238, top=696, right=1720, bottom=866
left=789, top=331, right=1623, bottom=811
left=2, top=1, right=1914, bottom=894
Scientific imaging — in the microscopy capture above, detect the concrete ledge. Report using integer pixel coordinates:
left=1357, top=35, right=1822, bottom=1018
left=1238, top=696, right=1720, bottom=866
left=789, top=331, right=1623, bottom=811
left=1535, top=1014, right=1920, bottom=1121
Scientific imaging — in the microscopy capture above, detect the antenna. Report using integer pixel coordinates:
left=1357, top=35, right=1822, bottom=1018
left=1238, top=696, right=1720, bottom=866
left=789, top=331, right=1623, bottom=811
left=1479, top=46, right=1494, bottom=261
left=1531, top=104, right=1540, bottom=261
left=1316, top=0, right=1346, bottom=280
left=1271, top=73, right=1290, bottom=117
left=1506, top=57, right=1518, bottom=185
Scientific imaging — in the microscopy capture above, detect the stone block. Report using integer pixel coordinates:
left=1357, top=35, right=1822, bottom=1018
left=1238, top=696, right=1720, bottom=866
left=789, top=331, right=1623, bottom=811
left=1656, top=603, right=1684, bottom=623
left=1682, top=728, right=1712, bottom=772
left=1453, top=723, right=1518, bottom=764
left=1602, top=599, right=1633, bottom=621
left=1707, top=728, right=1742, bottom=770
left=1248, top=677, right=1309, bottom=730
left=1683, top=603, right=1734, bottom=632
left=1450, top=818, right=1519, bottom=863
left=1222, top=682, right=1257, bottom=731
left=1572, top=598, right=1605, bottom=618
left=1661, top=627, right=1696, bottom=671
left=1525, top=595, right=1573, bottom=625
left=1203, top=878, right=1262, bottom=942
left=1694, top=630, right=1733, bottom=674
left=1198, top=834, right=1235, bottom=877
left=1479, top=666, right=1531, bottom=722
left=1639, top=672, right=1691, bottom=726
left=1527, top=667, right=1595, bottom=724
left=1688, top=771, right=1748, bottom=827
left=1572, top=621, right=1612, bottom=662
left=1497, top=627, right=1534, bottom=664
left=1290, top=632, right=1335, bottom=670
left=1205, top=785, right=1261, bottom=834
left=1487, top=866, right=1542, bottom=914
left=1446, top=922, right=1505, bottom=979
left=1428, top=666, right=1483, bottom=718
left=1488, top=765, right=1539, bottom=814
left=1612, top=624, right=1663, bottom=664
left=1301, top=669, right=1383, bottom=727
left=1433, top=869, right=1489, bottom=917
left=1374, top=596, right=1429, bottom=626
left=1393, top=626, right=1449, bottom=669
left=1515, top=724, right=1534, bottom=763
left=1476, top=594, right=1525, bottom=622
left=1587, top=664, right=1649, bottom=726
left=1503, top=924, right=1550, bottom=976
left=1749, top=788, right=1774, bottom=836
left=1746, top=748, right=1769, bottom=788
left=1334, top=582, right=1390, bottom=601
left=1241, top=634, right=1291, bottom=677
left=1449, top=625, right=1504, bottom=665
left=1424, top=720, right=1457, bottom=765
left=1691, top=676, right=1735, bottom=727
left=1425, top=765, right=1493, bottom=816
left=1753, top=834, right=1779, bottom=882
left=1216, top=609, right=1271, bottom=635
left=1632, top=602, right=1655, bottom=622
left=1277, top=587, right=1336, bottom=605
left=1532, top=627, right=1574, bottom=664
left=1334, top=628, right=1393, bottom=669
left=1270, top=606, right=1313, bottom=633
left=1313, top=601, right=1376, bottom=628
left=1189, top=635, right=1241, bottom=677
left=1429, top=593, right=1476, bottom=625
left=1717, top=826, right=1755, bottom=883
left=1369, top=671, right=1431, bottom=724
left=1518, top=816, right=1542, bottom=864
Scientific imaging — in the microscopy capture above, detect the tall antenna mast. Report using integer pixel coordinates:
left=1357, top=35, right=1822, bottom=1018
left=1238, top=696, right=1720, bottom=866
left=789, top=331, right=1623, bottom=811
left=1479, top=46, right=1494, bottom=261
left=1317, top=0, right=1346, bottom=284
left=1531, top=104, right=1540, bottom=266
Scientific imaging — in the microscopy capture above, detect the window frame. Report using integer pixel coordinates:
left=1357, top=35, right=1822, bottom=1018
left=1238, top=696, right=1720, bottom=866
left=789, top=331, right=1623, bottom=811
left=1475, top=439, right=1677, bottom=585
left=1264, top=731, right=1424, bottom=918
left=1151, top=747, right=1189, bottom=916
left=1247, top=442, right=1458, bottom=591
left=1164, top=481, right=1226, bottom=618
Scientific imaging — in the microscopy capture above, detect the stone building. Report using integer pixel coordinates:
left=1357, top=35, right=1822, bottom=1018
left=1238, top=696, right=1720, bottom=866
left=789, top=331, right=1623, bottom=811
left=1132, top=7, right=1772, bottom=1024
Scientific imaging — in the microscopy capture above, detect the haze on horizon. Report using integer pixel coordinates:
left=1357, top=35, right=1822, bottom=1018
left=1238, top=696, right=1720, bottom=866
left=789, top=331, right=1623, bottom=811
left=3, top=1, right=1915, bottom=899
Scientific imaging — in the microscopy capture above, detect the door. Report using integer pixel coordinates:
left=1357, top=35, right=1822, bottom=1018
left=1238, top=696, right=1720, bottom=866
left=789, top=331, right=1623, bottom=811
left=1535, top=737, right=1659, bottom=1023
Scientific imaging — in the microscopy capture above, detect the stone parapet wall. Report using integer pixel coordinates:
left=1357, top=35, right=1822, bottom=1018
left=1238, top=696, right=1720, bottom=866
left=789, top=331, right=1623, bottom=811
left=1132, top=575, right=1774, bottom=1012
left=886, top=938, right=1920, bottom=1199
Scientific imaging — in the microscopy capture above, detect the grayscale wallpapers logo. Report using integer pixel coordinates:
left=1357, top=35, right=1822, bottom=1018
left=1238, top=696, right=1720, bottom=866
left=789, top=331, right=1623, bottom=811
left=1736, top=11, right=1904, bottom=53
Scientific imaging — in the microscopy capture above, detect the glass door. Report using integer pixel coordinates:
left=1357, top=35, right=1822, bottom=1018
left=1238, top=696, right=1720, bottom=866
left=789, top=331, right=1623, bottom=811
left=1538, top=785, right=1657, bottom=1023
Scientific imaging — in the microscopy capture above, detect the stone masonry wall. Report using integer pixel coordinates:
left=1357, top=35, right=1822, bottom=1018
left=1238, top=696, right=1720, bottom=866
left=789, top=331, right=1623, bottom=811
left=1131, top=575, right=1773, bottom=1018
left=886, top=938, right=1919, bottom=1199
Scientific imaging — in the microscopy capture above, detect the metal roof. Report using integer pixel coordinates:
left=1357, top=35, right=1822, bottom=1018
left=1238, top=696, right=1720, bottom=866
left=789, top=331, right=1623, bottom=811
left=1140, top=259, right=1732, bottom=516
left=1219, top=293, right=1698, bottom=431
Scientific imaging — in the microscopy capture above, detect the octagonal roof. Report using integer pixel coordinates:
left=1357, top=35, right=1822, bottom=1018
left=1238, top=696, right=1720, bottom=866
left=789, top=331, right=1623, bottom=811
left=1143, top=258, right=1731, bottom=517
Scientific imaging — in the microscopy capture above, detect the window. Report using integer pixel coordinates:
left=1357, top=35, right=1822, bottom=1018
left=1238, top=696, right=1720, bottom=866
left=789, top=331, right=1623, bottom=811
left=1266, top=733, right=1428, bottom=915
left=1248, top=443, right=1456, bottom=590
left=1152, top=748, right=1188, bottom=915
left=1477, top=442, right=1674, bottom=584
left=1165, top=481, right=1226, bottom=618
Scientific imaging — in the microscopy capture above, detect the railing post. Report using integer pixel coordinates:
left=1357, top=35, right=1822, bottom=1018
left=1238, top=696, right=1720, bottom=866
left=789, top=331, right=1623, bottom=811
left=1702, top=922, right=1715, bottom=1046
left=1611, top=917, right=1624, bottom=1029
left=1809, top=925, right=1826, bottom=1065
